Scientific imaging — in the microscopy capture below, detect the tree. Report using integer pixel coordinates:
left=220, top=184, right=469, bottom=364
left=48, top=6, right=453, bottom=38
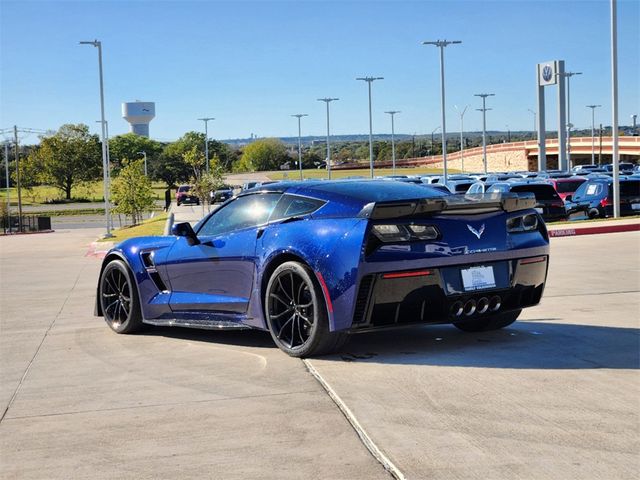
left=32, top=124, right=102, bottom=199
left=111, top=159, right=155, bottom=225
left=234, top=138, right=289, bottom=172
left=153, top=131, right=206, bottom=187
left=108, top=133, right=163, bottom=172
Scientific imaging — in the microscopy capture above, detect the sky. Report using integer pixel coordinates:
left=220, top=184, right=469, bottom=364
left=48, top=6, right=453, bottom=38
left=1, top=0, right=639, bottom=143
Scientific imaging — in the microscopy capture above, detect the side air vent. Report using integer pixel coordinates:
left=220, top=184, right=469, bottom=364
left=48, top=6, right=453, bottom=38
left=141, top=251, right=155, bottom=269
left=353, top=275, right=374, bottom=324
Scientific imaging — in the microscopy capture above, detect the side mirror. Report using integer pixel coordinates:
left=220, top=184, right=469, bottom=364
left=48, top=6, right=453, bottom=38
left=171, top=222, right=200, bottom=246
left=565, top=195, right=573, bottom=202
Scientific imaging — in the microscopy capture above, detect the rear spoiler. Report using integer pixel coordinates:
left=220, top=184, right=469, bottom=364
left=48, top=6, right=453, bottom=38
left=358, top=192, right=536, bottom=220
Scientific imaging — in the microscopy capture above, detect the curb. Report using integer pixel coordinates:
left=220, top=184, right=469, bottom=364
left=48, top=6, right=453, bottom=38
left=548, top=222, right=640, bottom=238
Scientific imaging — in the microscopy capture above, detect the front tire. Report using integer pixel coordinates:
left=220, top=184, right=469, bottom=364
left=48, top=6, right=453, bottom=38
left=454, top=309, right=521, bottom=332
left=265, top=262, right=347, bottom=357
left=99, top=259, right=143, bottom=334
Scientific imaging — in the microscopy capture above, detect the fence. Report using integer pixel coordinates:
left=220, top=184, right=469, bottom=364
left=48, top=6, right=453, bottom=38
left=1, top=214, right=52, bottom=234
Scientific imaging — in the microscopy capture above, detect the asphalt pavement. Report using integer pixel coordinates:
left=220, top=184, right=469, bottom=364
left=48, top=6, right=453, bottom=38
left=0, top=228, right=638, bottom=479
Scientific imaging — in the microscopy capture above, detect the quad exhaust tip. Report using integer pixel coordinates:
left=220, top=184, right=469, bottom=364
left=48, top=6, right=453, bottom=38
left=463, top=299, right=476, bottom=316
left=476, top=297, right=489, bottom=314
left=450, top=301, right=464, bottom=317
left=489, top=295, right=501, bottom=312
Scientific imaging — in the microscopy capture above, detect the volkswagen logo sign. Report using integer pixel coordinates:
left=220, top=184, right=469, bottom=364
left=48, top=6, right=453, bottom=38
left=542, top=65, right=553, bottom=82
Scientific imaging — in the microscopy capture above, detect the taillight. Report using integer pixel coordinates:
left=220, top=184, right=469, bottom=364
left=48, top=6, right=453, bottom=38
left=507, top=213, right=539, bottom=233
left=371, top=224, right=440, bottom=242
left=600, top=197, right=609, bottom=208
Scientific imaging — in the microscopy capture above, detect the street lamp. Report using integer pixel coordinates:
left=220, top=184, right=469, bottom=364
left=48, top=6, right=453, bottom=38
left=556, top=71, right=582, bottom=169
left=198, top=117, right=215, bottom=173
left=356, top=77, right=384, bottom=178
left=80, top=39, right=111, bottom=237
left=291, top=114, right=308, bottom=180
left=454, top=105, right=469, bottom=172
left=586, top=105, right=601, bottom=165
left=474, top=93, right=495, bottom=174
left=384, top=111, right=400, bottom=174
left=138, top=151, right=148, bottom=176
left=423, top=39, right=461, bottom=184
left=317, top=98, right=339, bottom=179
left=611, top=0, right=620, bottom=217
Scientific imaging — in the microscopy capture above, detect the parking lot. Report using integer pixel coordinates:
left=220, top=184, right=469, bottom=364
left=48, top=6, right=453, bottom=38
left=1, top=228, right=638, bottom=479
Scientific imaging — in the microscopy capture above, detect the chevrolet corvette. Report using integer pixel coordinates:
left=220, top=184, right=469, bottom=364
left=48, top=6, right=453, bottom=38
left=96, top=180, right=549, bottom=357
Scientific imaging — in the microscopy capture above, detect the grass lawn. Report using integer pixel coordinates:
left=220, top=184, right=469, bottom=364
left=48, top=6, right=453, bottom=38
left=98, top=212, right=168, bottom=243
left=265, top=166, right=457, bottom=181
left=1, top=181, right=167, bottom=206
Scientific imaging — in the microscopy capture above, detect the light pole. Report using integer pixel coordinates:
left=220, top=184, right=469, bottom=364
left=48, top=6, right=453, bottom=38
left=430, top=126, right=441, bottom=155
left=291, top=114, right=308, bottom=180
left=586, top=105, right=601, bottom=165
left=611, top=0, right=620, bottom=217
left=356, top=77, right=384, bottom=178
left=384, top=111, right=400, bottom=173
left=198, top=117, right=214, bottom=173
left=475, top=93, right=494, bottom=174
left=423, top=40, right=461, bottom=184
left=557, top=71, right=582, bottom=169
left=454, top=105, right=469, bottom=172
left=80, top=39, right=111, bottom=237
left=317, top=98, right=339, bottom=179
left=138, top=151, right=148, bottom=176
left=3, top=141, right=9, bottom=230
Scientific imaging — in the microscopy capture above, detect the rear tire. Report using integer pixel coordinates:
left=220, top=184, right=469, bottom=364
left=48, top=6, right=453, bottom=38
left=454, top=309, right=521, bottom=333
left=99, top=260, right=144, bottom=334
left=265, top=261, right=348, bottom=357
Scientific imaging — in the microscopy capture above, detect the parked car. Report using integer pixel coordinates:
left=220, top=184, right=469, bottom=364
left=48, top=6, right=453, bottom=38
left=242, top=182, right=259, bottom=191
left=545, top=176, right=587, bottom=201
left=446, top=179, right=475, bottom=194
left=602, top=163, right=635, bottom=174
left=565, top=177, right=640, bottom=218
left=486, top=181, right=566, bottom=221
left=571, top=164, right=602, bottom=174
left=211, top=185, right=234, bottom=203
left=176, top=185, right=200, bottom=206
left=96, top=180, right=549, bottom=357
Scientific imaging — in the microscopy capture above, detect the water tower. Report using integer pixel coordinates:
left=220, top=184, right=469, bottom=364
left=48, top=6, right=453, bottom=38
left=122, top=101, right=156, bottom=137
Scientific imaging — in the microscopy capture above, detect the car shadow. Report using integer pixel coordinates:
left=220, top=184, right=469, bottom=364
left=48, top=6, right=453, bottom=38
left=333, top=320, right=640, bottom=370
left=143, top=326, right=277, bottom=350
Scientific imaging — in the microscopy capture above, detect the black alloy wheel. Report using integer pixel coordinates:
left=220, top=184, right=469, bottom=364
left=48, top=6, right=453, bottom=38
left=265, top=262, right=347, bottom=357
left=100, top=260, right=143, bottom=334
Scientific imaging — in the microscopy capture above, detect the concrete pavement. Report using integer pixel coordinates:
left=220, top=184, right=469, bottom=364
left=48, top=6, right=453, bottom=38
left=0, top=230, right=387, bottom=480
left=1, top=228, right=638, bottom=479
left=306, top=231, right=640, bottom=479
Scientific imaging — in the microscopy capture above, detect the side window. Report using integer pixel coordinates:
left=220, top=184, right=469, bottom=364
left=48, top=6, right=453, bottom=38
left=197, top=193, right=281, bottom=237
left=270, top=194, right=325, bottom=222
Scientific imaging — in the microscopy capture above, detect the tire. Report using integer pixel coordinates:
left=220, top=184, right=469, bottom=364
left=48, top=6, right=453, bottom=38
left=265, top=261, right=348, bottom=357
left=454, top=309, right=521, bottom=333
left=99, top=259, right=143, bottom=334
left=177, top=201, right=181, bottom=206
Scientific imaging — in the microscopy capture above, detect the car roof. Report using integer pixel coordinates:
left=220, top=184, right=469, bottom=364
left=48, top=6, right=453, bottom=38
left=240, top=179, right=449, bottom=203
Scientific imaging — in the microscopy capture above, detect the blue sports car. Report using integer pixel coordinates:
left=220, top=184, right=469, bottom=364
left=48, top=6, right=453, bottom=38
left=96, top=180, right=550, bottom=357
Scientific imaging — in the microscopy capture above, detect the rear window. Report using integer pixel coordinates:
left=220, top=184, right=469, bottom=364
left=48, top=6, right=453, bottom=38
left=511, top=184, right=560, bottom=200
left=555, top=180, right=585, bottom=193
left=453, top=182, right=474, bottom=192
left=178, top=186, right=191, bottom=193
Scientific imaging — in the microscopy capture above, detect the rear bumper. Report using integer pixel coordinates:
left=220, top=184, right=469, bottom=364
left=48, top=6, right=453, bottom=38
left=350, top=255, right=548, bottom=332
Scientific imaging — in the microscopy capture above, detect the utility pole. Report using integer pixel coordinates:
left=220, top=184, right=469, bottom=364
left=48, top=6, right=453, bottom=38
left=291, top=114, right=308, bottom=180
left=610, top=0, right=620, bottom=217
left=13, top=126, right=23, bottom=232
left=423, top=40, right=461, bottom=184
left=317, top=98, right=338, bottom=179
left=356, top=77, right=384, bottom=178
left=557, top=71, right=582, bottom=169
left=198, top=117, right=215, bottom=173
left=586, top=105, right=601, bottom=165
left=3, top=141, right=10, bottom=231
left=454, top=105, right=469, bottom=172
left=385, top=111, right=400, bottom=173
left=475, top=93, right=495, bottom=174
left=80, top=39, right=111, bottom=238
left=599, top=123, right=603, bottom=165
